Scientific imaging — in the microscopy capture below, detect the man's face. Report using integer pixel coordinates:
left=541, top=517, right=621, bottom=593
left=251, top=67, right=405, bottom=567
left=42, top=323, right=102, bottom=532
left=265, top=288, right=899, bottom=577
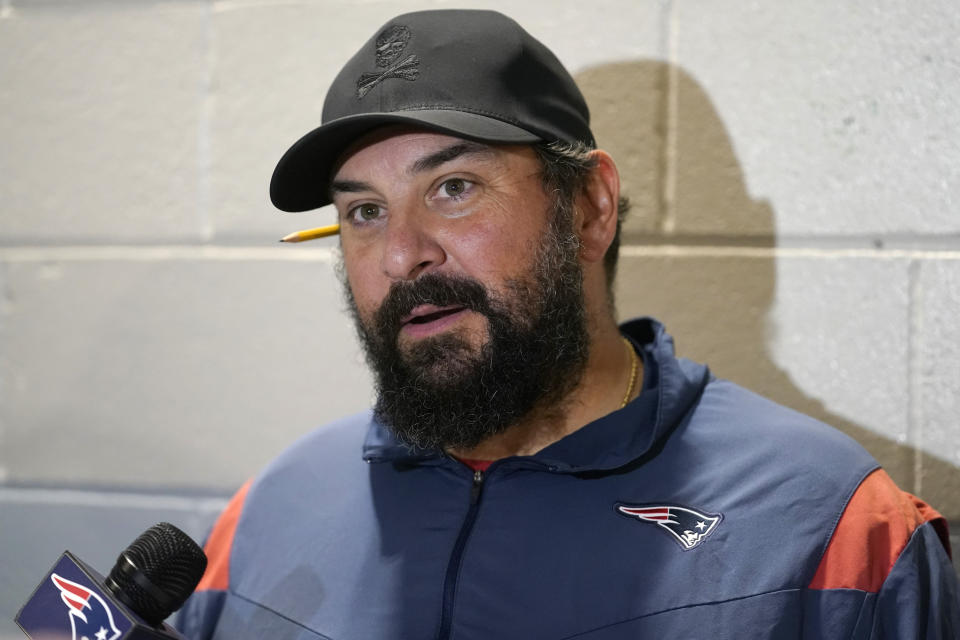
left=332, top=129, right=589, bottom=451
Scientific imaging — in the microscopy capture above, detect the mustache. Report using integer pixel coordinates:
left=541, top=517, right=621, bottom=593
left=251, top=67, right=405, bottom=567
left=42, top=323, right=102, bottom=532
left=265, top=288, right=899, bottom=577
left=372, top=273, right=493, bottom=337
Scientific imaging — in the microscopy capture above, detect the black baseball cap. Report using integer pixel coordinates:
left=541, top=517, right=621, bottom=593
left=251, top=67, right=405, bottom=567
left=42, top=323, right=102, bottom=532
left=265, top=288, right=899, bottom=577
left=269, top=9, right=595, bottom=212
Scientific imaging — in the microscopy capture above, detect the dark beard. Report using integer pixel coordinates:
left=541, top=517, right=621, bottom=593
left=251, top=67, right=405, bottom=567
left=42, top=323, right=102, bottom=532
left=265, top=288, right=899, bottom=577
left=346, top=214, right=589, bottom=452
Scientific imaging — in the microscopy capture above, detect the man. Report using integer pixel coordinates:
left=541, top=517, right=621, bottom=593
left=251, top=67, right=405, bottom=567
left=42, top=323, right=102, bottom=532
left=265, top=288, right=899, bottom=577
left=177, top=9, right=959, bottom=638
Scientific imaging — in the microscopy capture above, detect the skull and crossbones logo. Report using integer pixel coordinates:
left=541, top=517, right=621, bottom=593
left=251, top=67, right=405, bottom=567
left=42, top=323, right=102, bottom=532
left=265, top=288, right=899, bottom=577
left=356, top=25, right=420, bottom=99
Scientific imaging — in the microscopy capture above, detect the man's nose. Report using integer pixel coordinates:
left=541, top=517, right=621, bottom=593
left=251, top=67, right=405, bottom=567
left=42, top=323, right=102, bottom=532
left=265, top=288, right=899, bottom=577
left=380, top=208, right=445, bottom=281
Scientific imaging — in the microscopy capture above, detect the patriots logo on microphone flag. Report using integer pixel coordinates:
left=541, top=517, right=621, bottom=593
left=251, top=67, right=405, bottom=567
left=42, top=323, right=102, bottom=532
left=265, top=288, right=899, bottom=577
left=16, top=552, right=134, bottom=640
left=618, top=504, right=722, bottom=550
left=51, top=573, right=122, bottom=640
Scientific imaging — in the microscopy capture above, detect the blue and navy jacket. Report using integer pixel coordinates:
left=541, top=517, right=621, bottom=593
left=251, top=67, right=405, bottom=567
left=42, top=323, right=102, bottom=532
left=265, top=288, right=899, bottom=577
left=177, top=318, right=959, bottom=638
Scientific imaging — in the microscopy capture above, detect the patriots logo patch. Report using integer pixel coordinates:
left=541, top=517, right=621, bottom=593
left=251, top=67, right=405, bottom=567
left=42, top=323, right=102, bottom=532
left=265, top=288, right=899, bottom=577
left=618, top=504, right=722, bottom=550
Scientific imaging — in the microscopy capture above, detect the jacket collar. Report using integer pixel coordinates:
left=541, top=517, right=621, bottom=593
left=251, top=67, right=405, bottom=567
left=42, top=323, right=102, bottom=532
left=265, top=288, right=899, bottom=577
left=362, top=318, right=710, bottom=473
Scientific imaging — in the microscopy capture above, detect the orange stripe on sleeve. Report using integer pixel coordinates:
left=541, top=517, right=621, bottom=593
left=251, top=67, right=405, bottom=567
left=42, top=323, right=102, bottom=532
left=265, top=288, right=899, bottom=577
left=195, top=479, right=252, bottom=592
left=808, top=468, right=946, bottom=592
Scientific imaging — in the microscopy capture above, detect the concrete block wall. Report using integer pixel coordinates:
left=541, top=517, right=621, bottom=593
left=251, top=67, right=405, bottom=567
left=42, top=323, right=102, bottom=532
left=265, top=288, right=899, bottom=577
left=1, top=0, right=957, bottom=633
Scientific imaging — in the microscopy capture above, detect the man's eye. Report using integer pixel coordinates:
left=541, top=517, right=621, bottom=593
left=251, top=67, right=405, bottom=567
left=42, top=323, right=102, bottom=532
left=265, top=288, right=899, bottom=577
left=443, top=179, right=466, bottom=197
left=351, top=203, right=382, bottom=221
left=439, top=178, right=472, bottom=199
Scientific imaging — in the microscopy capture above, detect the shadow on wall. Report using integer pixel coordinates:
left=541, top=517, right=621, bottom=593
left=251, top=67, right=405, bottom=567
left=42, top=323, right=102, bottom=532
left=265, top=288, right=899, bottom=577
left=577, top=60, right=960, bottom=529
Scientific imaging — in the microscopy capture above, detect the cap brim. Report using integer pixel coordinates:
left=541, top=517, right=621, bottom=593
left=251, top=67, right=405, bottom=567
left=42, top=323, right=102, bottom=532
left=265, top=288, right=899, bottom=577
left=270, top=110, right=542, bottom=212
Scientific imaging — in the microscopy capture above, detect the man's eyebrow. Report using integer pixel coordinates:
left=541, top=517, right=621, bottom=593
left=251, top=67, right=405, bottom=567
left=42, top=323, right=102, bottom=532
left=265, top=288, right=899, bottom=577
left=409, top=141, right=495, bottom=174
left=329, top=142, right=496, bottom=199
left=329, top=179, right=374, bottom=198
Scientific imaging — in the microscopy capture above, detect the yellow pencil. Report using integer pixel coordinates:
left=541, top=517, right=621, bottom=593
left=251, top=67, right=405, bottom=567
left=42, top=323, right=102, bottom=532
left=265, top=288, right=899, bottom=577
left=279, top=224, right=341, bottom=243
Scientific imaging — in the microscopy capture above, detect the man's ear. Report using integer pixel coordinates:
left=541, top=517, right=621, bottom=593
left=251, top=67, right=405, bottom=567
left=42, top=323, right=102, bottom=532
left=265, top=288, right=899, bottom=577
left=575, top=150, right=621, bottom=264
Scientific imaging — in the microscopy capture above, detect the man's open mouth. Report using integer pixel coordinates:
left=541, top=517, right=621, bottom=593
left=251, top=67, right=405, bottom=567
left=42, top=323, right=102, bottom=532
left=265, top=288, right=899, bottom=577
left=408, top=307, right=463, bottom=324
left=400, top=305, right=469, bottom=334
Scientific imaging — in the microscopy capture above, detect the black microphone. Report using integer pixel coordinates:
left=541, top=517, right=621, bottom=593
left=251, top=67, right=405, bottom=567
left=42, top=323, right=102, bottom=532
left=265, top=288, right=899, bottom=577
left=16, top=522, right=207, bottom=639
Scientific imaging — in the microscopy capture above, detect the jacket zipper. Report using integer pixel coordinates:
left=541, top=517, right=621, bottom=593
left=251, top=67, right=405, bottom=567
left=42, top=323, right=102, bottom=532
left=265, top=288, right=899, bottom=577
left=437, top=469, right=485, bottom=640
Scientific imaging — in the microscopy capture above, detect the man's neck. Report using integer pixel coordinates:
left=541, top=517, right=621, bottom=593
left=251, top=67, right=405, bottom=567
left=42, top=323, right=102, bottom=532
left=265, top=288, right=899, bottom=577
left=445, top=322, right=640, bottom=461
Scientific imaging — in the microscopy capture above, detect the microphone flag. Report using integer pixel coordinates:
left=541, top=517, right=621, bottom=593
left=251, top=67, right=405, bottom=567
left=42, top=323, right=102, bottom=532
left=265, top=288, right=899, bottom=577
left=17, top=552, right=188, bottom=640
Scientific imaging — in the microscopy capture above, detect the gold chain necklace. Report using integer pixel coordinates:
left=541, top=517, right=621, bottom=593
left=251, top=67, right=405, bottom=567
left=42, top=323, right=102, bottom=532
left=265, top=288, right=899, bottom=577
left=620, top=337, right=639, bottom=409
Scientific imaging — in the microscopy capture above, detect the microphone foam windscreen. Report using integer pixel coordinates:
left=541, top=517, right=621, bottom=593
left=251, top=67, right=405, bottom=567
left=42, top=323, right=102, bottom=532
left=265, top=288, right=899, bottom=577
left=107, top=522, right=208, bottom=626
